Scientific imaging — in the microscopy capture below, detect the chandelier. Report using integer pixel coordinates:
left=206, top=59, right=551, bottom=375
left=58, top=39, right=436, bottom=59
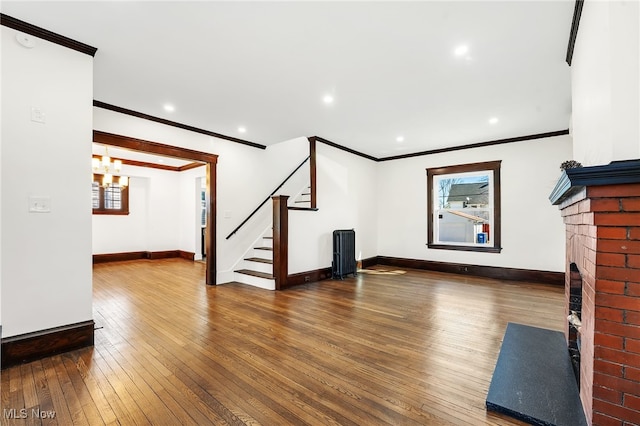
left=92, top=148, right=128, bottom=188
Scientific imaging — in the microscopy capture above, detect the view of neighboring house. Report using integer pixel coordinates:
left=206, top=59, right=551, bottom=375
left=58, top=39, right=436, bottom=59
left=437, top=181, right=491, bottom=244
left=446, top=183, right=489, bottom=208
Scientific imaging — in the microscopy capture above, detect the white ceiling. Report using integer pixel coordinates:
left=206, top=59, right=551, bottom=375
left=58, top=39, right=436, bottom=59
left=3, top=1, right=574, bottom=158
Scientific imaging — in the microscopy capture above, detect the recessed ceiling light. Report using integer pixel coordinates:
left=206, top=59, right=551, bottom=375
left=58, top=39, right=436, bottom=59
left=323, top=95, right=334, bottom=104
left=454, top=45, right=469, bottom=56
left=396, top=136, right=404, bottom=143
left=238, top=127, right=247, bottom=133
left=489, top=117, right=499, bottom=125
left=163, top=104, right=175, bottom=113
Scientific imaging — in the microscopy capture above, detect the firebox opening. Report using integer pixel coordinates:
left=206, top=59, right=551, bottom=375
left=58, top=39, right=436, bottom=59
left=568, top=262, right=582, bottom=388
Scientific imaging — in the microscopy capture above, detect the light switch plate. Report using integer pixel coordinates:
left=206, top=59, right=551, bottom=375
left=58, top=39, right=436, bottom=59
left=31, top=107, right=46, bottom=124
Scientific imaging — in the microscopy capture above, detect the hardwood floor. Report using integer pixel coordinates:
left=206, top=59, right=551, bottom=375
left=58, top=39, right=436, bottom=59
left=1, top=259, right=565, bottom=425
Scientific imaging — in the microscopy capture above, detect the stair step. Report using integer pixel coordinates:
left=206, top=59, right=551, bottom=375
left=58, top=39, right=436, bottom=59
left=263, top=236, right=273, bottom=240
left=245, top=257, right=273, bottom=264
left=235, top=269, right=274, bottom=279
left=288, top=207, right=319, bottom=211
left=295, top=200, right=310, bottom=203
left=255, top=246, right=273, bottom=251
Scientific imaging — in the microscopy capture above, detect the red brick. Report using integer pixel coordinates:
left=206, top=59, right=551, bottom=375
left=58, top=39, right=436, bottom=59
left=626, top=311, right=640, bottom=326
left=593, top=398, right=640, bottom=423
left=595, top=213, right=640, bottom=227
left=623, top=394, right=640, bottom=412
left=598, top=295, right=640, bottom=313
left=598, top=239, right=640, bottom=255
left=596, top=347, right=640, bottom=368
left=595, top=384, right=624, bottom=404
left=597, top=307, right=626, bottom=322
left=596, top=319, right=640, bottom=340
left=596, top=333, right=626, bottom=350
left=629, top=255, right=640, bottom=268
left=567, top=213, right=594, bottom=225
left=598, top=253, right=628, bottom=268
left=583, top=224, right=598, bottom=238
left=592, top=411, right=624, bottom=426
left=622, top=199, right=640, bottom=212
left=598, top=279, right=629, bottom=294
left=593, top=198, right=624, bottom=212
left=627, top=339, right=640, bottom=355
left=562, top=202, right=582, bottom=217
left=595, top=358, right=625, bottom=376
left=630, top=228, right=640, bottom=241
left=599, top=227, right=629, bottom=240
left=625, top=366, right=640, bottom=381
left=588, top=184, right=640, bottom=198
left=580, top=199, right=594, bottom=212
left=626, top=283, right=640, bottom=297
left=598, top=267, right=640, bottom=282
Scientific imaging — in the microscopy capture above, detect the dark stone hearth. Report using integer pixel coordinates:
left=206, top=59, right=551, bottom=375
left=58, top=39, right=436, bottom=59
left=486, top=323, right=587, bottom=426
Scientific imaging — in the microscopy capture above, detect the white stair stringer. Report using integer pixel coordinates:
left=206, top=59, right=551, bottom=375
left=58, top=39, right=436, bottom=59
left=233, top=270, right=275, bottom=290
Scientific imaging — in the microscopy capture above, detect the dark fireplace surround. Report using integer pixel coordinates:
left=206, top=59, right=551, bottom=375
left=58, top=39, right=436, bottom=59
left=550, top=159, right=640, bottom=425
left=568, top=262, right=582, bottom=387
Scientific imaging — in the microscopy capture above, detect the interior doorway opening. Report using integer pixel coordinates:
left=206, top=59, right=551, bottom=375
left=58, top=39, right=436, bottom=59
left=93, top=130, right=218, bottom=285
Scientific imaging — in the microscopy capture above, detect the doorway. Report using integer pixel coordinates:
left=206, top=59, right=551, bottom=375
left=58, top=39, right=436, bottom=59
left=93, top=130, right=218, bottom=285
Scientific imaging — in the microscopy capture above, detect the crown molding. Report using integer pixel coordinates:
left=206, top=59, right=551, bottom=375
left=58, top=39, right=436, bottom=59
left=379, top=130, right=570, bottom=162
left=94, top=100, right=265, bottom=150
left=1, top=13, right=97, bottom=56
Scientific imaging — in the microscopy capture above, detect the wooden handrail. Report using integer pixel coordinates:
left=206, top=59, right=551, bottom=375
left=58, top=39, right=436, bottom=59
left=225, top=156, right=310, bottom=239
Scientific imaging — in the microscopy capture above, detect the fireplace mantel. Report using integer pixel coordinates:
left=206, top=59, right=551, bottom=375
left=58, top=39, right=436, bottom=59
left=549, top=158, right=640, bottom=426
left=549, top=159, right=640, bottom=206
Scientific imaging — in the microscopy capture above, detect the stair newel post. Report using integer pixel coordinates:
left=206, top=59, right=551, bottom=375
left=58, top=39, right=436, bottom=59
left=272, top=195, right=289, bottom=290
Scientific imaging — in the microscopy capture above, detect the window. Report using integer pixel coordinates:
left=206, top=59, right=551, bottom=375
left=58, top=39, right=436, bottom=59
left=426, top=160, right=501, bottom=253
left=92, top=175, right=129, bottom=215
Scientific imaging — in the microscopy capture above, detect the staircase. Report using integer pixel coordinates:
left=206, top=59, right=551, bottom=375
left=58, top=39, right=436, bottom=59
left=233, top=189, right=312, bottom=290
left=234, top=233, right=275, bottom=289
left=292, top=187, right=312, bottom=208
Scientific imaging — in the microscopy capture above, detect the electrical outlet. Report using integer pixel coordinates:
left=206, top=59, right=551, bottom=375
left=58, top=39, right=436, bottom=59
left=304, top=276, right=311, bottom=282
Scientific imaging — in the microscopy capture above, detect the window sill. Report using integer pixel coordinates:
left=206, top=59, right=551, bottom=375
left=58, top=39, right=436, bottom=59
left=427, top=243, right=502, bottom=253
left=92, top=210, right=130, bottom=215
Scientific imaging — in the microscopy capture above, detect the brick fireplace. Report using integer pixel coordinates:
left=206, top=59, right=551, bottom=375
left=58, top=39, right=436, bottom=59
left=550, top=160, right=640, bottom=426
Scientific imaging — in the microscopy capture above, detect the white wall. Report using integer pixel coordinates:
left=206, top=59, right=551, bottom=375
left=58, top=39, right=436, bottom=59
left=0, top=27, right=3, bottom=330
left=178, top=168, right=207, bottom=260
left=377, top=135, right=572, bottom=273
left=92, top=164, right=205, bottom=255
left=93, top=174, right=149, bottom=254
left=571, top=0, right=640, bottom=165
left=1, top=27, right=93, bottom=337
left=93, top=108, right=309, bottom=282
left=289, top=143, right=379, bottom=274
